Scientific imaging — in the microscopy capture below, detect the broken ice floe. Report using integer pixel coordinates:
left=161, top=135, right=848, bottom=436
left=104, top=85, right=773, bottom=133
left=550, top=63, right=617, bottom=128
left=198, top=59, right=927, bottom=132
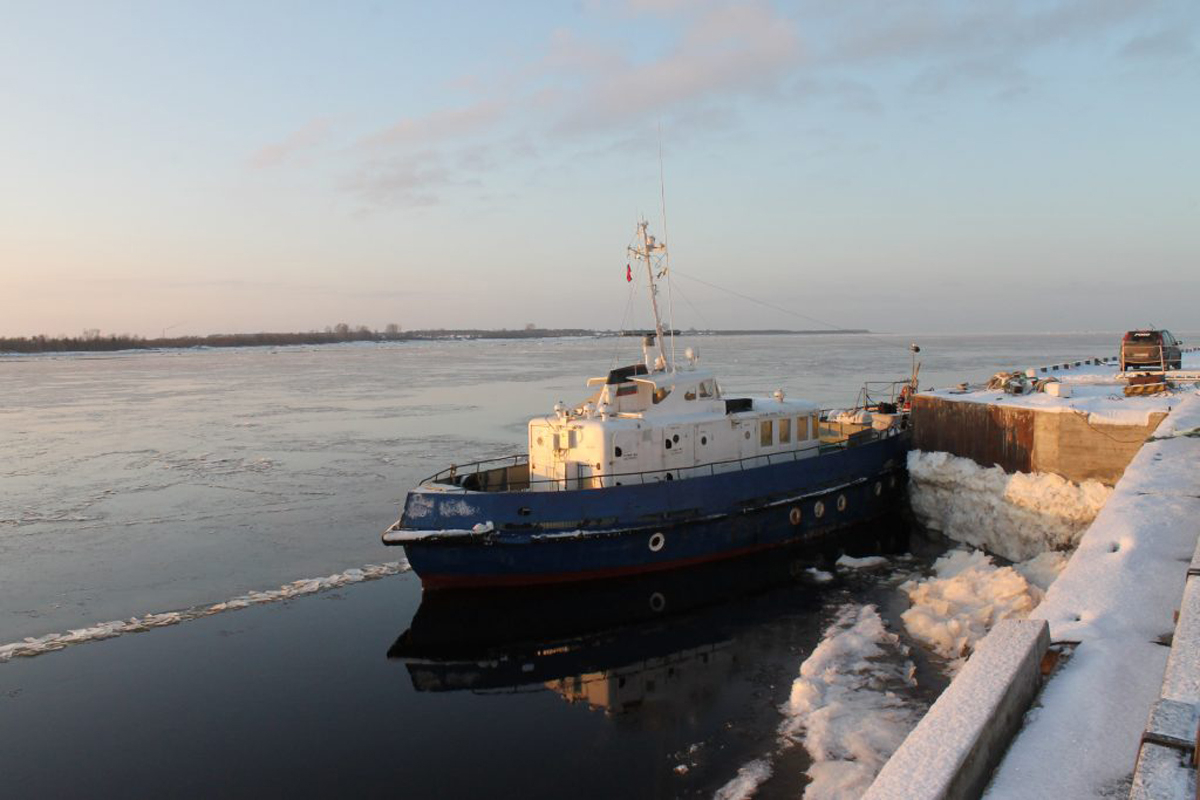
left=907, top=450, right=1110, bottom=562
left=899, top=549, right=1064, bottom=673
left=714, top=604, right=926, bottom=800
left=835, top=555, right=890, bottom=570
left=782, top=604, right=924, bottom=799
left=0, top=559, right=409, bottom=664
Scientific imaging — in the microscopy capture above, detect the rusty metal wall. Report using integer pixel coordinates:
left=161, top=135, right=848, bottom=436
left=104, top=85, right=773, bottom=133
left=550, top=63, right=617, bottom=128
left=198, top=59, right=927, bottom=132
left=911, top=395, right=1035, bottom=473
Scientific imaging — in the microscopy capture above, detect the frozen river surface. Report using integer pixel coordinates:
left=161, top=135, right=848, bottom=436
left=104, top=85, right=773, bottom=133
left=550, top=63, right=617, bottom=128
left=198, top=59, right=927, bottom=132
left=0, top=331, right=1140, bottom=641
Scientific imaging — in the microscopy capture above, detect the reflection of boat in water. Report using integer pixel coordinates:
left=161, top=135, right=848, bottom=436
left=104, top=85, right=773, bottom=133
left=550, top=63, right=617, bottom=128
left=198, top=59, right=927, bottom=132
left=388, top=519, right=909, bottom=709
left=383, top=221, right=917, bottom=588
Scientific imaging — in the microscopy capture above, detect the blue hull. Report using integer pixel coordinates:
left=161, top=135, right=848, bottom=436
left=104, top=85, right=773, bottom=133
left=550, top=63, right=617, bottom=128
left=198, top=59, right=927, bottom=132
left=392, top=431, right=910, bottom=588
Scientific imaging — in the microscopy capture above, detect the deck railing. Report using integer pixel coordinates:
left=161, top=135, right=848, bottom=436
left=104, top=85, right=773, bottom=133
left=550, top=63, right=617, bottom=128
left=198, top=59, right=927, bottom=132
left=421, top=424, right=902, bottom=492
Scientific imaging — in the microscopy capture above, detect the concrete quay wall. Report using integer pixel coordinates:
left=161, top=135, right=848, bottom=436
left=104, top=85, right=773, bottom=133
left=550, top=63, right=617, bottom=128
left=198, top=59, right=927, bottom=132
left=911, top=394, right=1165, bottom=485
left=885, top=393, right=1200, bottom=798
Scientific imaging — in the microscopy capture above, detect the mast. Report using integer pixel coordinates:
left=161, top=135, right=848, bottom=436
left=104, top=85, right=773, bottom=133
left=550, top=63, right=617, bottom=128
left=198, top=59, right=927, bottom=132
left=629, top=220, right=669, bottom=371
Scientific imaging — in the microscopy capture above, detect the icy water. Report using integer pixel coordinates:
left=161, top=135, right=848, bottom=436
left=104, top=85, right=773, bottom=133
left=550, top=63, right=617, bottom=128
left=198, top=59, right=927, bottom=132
left=0, top=331, right=1144, bottom=797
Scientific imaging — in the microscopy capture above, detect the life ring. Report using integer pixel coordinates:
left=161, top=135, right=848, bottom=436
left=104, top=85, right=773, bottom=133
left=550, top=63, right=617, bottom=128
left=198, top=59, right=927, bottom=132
left=813, top=500, right=825, bottom=519
left=836, top=494, right=847, bottom=512
left=789, top=506, right=802, bottom=526
left=649, top=532, right=666, bottom=552
left=874, top=481, right=882, bottom=497
left=648, top=591, right=666, bottom=612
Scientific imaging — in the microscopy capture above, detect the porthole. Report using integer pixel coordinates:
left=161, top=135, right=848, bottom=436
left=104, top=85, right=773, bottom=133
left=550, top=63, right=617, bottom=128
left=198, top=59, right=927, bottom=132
left=615, top=446, right=623, bottom=458
left=518, top=507, right=532, bottom=516
left=672, top=434, right=679, bottom=443
left=649, top=532, right=666, bottom=552
left=789, top=506, right=802, bottom=526
left=648, top=591, right=666, bottom=612
left=665, top=472, right=673, bottom=481
left=836, top=494, right=847, bottom=512
left=664, top=439, right=672, bottom=449
left=814, top=500, right=825, bottom=518
left=874, top=481, right=882, bottom=497
left=701, top=436, right=708, bottom=445
left=744, top=431, right=751, bottom=440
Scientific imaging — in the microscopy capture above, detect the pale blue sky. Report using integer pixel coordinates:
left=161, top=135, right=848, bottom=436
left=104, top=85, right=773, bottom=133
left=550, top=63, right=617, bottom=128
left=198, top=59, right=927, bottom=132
left=1, top=1, right=1197, bottom=336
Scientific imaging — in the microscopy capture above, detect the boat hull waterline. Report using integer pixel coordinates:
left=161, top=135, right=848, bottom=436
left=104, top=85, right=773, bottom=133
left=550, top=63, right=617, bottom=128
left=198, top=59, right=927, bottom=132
left=386, top=431, right=910, bottom=588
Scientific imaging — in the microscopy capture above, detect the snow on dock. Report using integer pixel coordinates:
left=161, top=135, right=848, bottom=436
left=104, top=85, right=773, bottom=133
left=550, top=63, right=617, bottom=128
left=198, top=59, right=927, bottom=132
left=867, top=349, right=1200, bottom=798
left=986, top=394, right=1200, bottom=797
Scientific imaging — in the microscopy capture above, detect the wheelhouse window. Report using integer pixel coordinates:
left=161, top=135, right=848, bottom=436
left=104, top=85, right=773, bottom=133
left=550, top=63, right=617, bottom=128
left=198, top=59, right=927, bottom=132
left=684, top=386, right=697, bottom=401
left=779, top=417, right=791, bottom=444
left=653, top=386, right=672, bottom=404
left=760, top=419, right=773, bottom=447
left=811, top=413, right=820, bottom=439
left=797, top=417, right=808, bottom=440
left=699, top=380, right=714, bottom=398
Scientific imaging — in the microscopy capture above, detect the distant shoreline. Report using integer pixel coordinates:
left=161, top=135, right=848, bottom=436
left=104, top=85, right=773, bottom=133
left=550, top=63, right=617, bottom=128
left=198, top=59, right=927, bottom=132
left=0, top=328, right=871, bottom=354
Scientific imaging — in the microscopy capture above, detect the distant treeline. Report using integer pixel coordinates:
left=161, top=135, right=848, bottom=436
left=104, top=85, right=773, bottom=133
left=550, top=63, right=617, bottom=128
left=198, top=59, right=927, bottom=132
left=0, top=325, right=871, bottom=354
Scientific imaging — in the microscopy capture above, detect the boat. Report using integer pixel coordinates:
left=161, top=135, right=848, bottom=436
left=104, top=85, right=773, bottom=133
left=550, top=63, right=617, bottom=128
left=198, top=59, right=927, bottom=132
left=388, top=517, right=911, bottom=697
left=383, top=221, right=915, bottom=588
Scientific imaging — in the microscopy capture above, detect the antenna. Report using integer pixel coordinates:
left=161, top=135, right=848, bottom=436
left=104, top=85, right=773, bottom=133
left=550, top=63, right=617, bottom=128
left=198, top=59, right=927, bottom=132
left=629, top=221, right=668, bottom=370
left=657, top=121, right=677, bottom=372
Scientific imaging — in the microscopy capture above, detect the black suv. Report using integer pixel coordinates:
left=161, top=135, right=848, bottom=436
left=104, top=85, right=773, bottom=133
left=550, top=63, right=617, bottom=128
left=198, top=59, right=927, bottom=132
left=1120, top=329, right=1183, bottom=371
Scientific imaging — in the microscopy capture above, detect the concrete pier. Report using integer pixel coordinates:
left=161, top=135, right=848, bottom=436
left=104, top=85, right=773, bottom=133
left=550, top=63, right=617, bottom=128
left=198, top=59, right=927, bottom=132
left=870, top=352, right=1200, bottom=798
left=912, top=394, right=1166, bottom=485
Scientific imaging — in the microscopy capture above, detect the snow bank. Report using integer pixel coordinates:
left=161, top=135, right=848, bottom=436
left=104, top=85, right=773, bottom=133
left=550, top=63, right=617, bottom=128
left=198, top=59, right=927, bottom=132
left=908, top=450, right=1111, bottom=561
left=0, top=559, right=410, bottom=663
left=900, top=550, right=1056, bottom=672
left=781, top=605, right=924, bottom=799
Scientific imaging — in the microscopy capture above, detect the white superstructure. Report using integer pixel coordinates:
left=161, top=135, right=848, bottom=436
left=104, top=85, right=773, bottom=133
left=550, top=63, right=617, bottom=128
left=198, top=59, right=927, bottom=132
left=527, top=221, right=822, bottom=490
left=528, top=355, right=821, bottom=490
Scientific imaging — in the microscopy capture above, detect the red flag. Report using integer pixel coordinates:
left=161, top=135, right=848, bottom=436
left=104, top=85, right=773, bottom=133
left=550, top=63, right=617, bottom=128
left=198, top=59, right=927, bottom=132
left=626, top=264, right=632, bottom=283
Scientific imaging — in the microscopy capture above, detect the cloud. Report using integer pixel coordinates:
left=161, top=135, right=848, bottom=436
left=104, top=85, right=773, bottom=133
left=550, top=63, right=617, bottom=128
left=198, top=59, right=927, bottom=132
left=1120, top=28, right=1195, bottom=60
left=358, top=101, right=505, bottom=150
left=250, top=117, right=333, bottom=168
left=256, top=0, right=1180, bottom=211
left=813, top=0, right=1148, bottom=66
left=557, top=2, right=802, bottom=131
left=342, top=152, right=451, bottom=208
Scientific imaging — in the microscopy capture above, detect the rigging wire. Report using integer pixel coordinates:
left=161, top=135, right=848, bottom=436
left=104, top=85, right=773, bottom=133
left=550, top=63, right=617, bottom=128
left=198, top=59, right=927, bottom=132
left=669, top=268, right=916, bottom=354
left=669, top=278, right=713, bottom=332
left=657, top=121, right=678, bottom=372
left=609, top=253, right=642, bottom=370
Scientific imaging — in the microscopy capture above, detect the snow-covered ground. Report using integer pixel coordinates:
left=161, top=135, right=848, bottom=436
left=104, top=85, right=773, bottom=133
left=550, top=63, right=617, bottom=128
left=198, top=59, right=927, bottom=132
left=983, top=392, right=1200, bottom=797
left=908, top=450, right=1110, bottom=561
left=922, top=349, right=1200, bottom=425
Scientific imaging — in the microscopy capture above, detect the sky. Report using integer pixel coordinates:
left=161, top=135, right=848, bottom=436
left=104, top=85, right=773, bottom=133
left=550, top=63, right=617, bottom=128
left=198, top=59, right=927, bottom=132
left=1, top=0, right=1197, bottom=337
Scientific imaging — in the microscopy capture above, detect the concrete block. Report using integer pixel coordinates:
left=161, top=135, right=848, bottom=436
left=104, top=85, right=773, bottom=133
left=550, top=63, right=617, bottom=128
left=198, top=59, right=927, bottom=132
left=863, top=619, right=1050, bottom=800
left=1162, top=576, right=1200, bottom=704
left=1142, top=699, right=1200, bottom=751
left=1131, top=743, right=1197, bottom=800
